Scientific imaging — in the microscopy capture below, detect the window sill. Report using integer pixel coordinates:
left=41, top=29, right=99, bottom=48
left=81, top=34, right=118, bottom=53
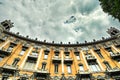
left=55, top=72, right=58, bottom=74
left=68, top=73, right=72, bottom=75
left=44, top=58, right=47, bottom=60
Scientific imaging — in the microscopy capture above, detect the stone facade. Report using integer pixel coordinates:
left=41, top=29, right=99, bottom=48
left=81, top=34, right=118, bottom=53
left=0, top=20, right=120, bottom=80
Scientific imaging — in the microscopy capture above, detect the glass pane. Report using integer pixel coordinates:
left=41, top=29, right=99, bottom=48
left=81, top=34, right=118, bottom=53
left=67, top=65, right=72, bottom=73
left=0, top=57, right=3, bottom=61
left=44, top=54, right=48, bottom=59
left=79, top=65, right=84, bottom=71
left=77, top=56, right=80, bottom=60
left=19, top=50, right=25, bottom=56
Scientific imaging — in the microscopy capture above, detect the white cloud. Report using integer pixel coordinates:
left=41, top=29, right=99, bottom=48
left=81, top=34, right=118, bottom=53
left=0, top=0, right=120, bottom=43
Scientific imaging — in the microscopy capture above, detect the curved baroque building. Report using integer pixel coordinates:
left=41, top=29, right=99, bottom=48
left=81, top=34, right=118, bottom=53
left=0, top=20, right=120, bottom=80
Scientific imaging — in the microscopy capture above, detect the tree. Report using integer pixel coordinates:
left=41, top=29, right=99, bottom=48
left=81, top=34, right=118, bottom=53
left=99, top=0, right=120, bottom=21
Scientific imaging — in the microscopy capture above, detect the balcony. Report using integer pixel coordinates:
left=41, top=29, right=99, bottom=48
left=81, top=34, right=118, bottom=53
left=77, top=70, right=91, bottom=76
left=19, top=74, right=29, bottom=80
left=3, top=64, right=18, bottom=70
left=28, top=55, right=37, bottom=62
left=110, top=52, right=120, bottom=59
left=106, top=67, right=120, bottom=78
left=64, top=57, right=73, bottom=64
left=34, top=69, right=50, bottom=80
left=86, top=55, right=96, bottom=62
left=76, top=71, right=92, bottom=79
left=0, top=48, right=11, bottom=56
left=52, top=56, right=61, bottom=63
left=28, top=54, right=38, bottom=59
left=1, top=64, right=19, bottom=76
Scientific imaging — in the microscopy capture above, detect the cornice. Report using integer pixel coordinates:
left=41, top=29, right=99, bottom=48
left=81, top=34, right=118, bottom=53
left=3, top=30, right=118, bottom=47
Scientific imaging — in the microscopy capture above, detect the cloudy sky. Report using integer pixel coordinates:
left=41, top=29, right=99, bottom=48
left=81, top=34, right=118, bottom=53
left=0, top=0, right=120, bottom=43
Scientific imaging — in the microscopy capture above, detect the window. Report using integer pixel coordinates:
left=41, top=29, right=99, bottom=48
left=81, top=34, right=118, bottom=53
left=0, top=56, right=3, bottom=62
left=96, top=51, right=103, bottom=58
left=55, top=52, right=59, bottom=57
left=12, top=58, right=20, bottom=66
left=7, top=44, right=14, bottom=52
left=67, top=65, right=72, bottom=74
left=31, top=51, right=38, bottom=57
left=65, top=52, right=69, bottom=58
left=54, top=64, right=58, bottom=73
left=76, top=55, right=80, bottom=60
left=41, top=63, right=46, bottom=70
left=19, top=48, right=26, bottom=56
left=2, top=76, right=8, bottom=80
left=44, top=51, right=49, bottom=59
left=2, top=36, right=7, bottom=40
left=24, top=60, right=35, bottom=70
left=89, top=62, right=101, bottom=72
left=104, top=62, right=111, bottom=70
left=44, top=54, right=48, bottom=59
left=79, top=65, right=84, bottom=71
left=75, top=52, right=80, bottom=60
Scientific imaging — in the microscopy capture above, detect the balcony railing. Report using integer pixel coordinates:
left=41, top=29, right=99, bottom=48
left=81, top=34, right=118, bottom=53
left=64, top=57, right=73, bottom=64
left=37, top=69, right=48, bottom=73
left=52, top=56, right=61, bottom=60
left=86, top=55, right=96, bottom=62
left=110, top=52, right=120, bottom=59
left=3, top=64, right=18, bottom=70
left=52, top=56, right=61, bottom=63
left=0, top=48, right=11, bottom=56
left=28, top=54, right=38, bottom=58
left=78, top=70, right=91, bottom=75
left=106, top=67, right=120, bottom=73
left=76, top=70, right=92, bottom=79
left=64, top=57, right=73, bottom=61
left=106, top=67, right=120, bottom=78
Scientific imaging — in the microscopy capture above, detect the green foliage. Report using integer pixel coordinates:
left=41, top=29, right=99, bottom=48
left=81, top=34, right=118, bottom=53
left=99, top=0, right=120, bottom=21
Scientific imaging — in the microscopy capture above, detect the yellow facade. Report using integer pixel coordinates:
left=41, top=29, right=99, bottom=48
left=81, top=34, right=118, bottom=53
left=0, top=20, right=120, bottom=80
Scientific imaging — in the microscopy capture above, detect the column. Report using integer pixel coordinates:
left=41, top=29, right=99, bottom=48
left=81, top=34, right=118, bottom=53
left=0, top=40, right=10, bottom=49
left=111, top=45, right=120, bottom=52
left=35, top=49, right=43, bottom=70
left=81, top=50, right=89, bottom=71
left=90, top=49, right=105, bottom=71
left=61, top=51, right=64, bottom=74
left=0, top=24, right=4, bottom=33
left=19, top=47, right=33, bottom=69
